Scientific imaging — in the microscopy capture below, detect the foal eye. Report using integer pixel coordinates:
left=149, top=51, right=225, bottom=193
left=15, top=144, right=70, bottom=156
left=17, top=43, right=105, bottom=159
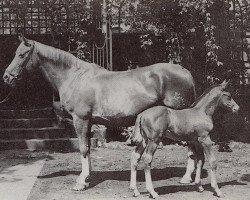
left=19, top=54, right=25, bottom=58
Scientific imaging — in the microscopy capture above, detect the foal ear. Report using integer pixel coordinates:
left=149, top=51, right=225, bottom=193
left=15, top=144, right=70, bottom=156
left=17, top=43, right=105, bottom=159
left=221, top=79, right=230, bottom=89
left=18, top=33, right=32, bottom=47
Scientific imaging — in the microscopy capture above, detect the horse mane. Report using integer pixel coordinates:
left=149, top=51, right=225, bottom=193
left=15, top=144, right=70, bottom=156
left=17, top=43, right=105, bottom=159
left=34, top=41, right=101, bottom=70
left=191, top=84, right=221, bottom=107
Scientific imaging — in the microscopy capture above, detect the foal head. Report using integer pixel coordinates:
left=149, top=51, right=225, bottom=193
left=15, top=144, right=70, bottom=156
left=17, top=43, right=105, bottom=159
left=211, top=80, right=239, bottom=113
left=193, top=80, right=239, bottom=115
left=3, top=34, right=36, bottom=87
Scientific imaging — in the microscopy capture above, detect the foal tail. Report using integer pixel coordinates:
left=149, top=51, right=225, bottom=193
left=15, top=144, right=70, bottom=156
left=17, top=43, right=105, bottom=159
left=131, top=115, right=144, bottom=144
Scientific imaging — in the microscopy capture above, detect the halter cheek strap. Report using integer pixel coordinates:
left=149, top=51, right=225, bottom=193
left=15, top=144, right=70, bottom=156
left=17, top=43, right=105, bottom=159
left=10, top=41, right=35, bottom=80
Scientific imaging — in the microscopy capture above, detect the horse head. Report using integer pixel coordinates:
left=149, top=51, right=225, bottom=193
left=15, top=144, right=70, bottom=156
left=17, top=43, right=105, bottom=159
left=3, top=33, right=36, bottom=87
left=218, top=80, right=239, bottom=113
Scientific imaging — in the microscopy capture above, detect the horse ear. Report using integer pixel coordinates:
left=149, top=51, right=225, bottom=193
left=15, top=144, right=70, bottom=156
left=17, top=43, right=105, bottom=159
left=18, top=33, right=24, bottom=42
left=18, top=33, right=32, bottom=47
left=221, top=79, right=230, bottom=89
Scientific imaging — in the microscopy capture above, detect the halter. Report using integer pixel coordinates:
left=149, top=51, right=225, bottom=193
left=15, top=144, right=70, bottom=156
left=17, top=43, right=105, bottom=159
left=0, top=41, right=35, bottom=104
left=6, top=41, right=35, bottom=82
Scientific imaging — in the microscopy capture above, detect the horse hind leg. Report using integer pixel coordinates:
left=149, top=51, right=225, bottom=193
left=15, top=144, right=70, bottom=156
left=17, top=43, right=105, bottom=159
left=129, top=141, right=146, bottom=197
left=72, top=116, right=92, bottom=191
left=143, top=141, right=159, bottom=199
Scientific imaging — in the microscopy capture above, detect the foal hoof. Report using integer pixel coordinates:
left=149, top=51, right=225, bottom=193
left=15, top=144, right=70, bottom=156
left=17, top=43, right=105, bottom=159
left=215, top=190, right=224, bottom=198
left=129, top=187, right=140, bottom=197
left=73, top=183, right=89, bottom=191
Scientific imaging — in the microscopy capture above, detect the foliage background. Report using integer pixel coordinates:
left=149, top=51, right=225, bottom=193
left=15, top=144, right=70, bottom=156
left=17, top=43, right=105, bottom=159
left=4, top=0, right=250, bottom=91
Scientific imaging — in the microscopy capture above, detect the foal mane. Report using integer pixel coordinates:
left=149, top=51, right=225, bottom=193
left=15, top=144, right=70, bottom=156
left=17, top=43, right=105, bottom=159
left=191, top=84, right=221, bottom=108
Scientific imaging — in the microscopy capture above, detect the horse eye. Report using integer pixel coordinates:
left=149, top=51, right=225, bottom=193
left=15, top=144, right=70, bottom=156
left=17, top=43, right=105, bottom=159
left=19, top=51, right=29, bottom=58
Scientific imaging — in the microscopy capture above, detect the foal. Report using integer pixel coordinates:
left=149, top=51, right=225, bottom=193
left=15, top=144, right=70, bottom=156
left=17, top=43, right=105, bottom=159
left=129, top=80, right=239, bottom=198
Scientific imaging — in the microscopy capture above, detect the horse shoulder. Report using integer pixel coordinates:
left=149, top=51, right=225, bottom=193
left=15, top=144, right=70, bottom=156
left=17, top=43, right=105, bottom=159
left=59, top=73, right=96, bottom=117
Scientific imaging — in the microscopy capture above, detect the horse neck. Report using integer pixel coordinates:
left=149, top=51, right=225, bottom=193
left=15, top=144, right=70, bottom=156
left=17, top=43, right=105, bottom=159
left=34, top=42, right=84, bottom=92
left=194, top=92, right=221, bottom=116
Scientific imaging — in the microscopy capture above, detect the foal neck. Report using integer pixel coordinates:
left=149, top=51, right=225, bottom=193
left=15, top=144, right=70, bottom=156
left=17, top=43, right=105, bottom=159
left=194, top=91, right=221, bottom=116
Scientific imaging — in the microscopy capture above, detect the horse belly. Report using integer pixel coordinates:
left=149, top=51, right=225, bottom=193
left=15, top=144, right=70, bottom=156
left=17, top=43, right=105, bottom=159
left=93, top=95, right=155, bottom=118
left=93, top=82, right=158, bottom=117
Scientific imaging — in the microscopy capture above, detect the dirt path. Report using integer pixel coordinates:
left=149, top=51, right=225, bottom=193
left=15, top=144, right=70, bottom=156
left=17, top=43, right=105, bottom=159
left=28, top=142, right=250, bottom=200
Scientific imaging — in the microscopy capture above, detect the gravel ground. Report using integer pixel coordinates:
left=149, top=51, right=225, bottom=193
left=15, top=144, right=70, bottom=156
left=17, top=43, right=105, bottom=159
left=27, top=142, right=250, bottom=200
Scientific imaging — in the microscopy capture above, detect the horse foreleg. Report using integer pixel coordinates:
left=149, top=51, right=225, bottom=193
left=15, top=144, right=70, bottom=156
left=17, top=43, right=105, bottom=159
left=144, top=141, right=159, bottom=199
left=199, top=136, right=223, bottom=197
left=73, top=116, right=91, bottom=191
left=180, top=145, right=195, bottom=184
left=129, top=142, right=146, bottom=197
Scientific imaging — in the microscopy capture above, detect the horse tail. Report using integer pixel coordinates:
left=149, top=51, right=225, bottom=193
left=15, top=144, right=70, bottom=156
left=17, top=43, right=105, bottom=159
left=131, top=115, right=144, bottom=144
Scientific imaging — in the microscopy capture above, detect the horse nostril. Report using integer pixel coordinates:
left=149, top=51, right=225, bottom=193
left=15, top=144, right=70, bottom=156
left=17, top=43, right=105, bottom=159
left=3, top=74, right=9, bottom=81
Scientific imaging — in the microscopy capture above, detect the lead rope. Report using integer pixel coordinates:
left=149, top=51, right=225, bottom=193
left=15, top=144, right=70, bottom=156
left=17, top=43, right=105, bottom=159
left=0, top=41, right=35, bottom=104
left=0, top=88, right=15, bottom=104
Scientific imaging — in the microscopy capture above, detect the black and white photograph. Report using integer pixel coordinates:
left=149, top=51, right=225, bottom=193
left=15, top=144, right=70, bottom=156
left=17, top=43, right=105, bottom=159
left=0, top=0, right=250, bottom=200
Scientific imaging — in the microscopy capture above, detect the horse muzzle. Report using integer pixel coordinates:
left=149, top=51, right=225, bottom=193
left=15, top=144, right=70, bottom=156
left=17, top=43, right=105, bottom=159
left=3, top=72, right=17, bottom=87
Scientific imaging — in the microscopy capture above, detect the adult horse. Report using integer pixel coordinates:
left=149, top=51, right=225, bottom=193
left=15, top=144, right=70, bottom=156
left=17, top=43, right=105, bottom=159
left=3, top=34, right=196, bottom=190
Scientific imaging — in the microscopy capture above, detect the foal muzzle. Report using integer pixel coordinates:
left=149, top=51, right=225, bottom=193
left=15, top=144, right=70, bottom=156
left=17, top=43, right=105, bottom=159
left=232, top=105, right=240, bottom=113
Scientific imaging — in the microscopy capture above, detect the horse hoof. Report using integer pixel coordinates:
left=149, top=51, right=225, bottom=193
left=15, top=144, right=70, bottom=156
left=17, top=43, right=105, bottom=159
left=133, top=191, right=141, bottom=197
left=73, top=183, right=89, bottom=191
left=214, top=190, right=224, bottom=198
left=180, top=177, right=192, bottom=184
left=198, top=186, right=204, bottom=193
left=150, top=192, right=159, bottom=199
left=217, top=192, right=224, bottom=198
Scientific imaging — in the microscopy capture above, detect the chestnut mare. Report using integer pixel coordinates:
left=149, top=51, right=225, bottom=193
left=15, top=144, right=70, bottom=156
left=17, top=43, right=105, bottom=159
left=3, top=34, right=196, bottom=190
left=130, top=80, right=239, bottom=198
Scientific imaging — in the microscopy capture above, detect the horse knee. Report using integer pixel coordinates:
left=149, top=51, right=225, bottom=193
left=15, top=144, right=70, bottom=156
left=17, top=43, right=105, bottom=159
left=131, top=151, right=141, bottom=168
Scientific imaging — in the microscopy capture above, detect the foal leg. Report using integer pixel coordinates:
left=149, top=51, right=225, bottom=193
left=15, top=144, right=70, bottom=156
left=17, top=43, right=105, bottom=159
left=129, top=141, right=146, bottom=197
left=144, top=141, right=159, bottom=199
left=180, top=145, right=195, bottom=184
left=193, top=143, right=205, bottom=192
left=73, top=116, right=92, bottom=191
left=199, top=136, right=223, bottom=197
